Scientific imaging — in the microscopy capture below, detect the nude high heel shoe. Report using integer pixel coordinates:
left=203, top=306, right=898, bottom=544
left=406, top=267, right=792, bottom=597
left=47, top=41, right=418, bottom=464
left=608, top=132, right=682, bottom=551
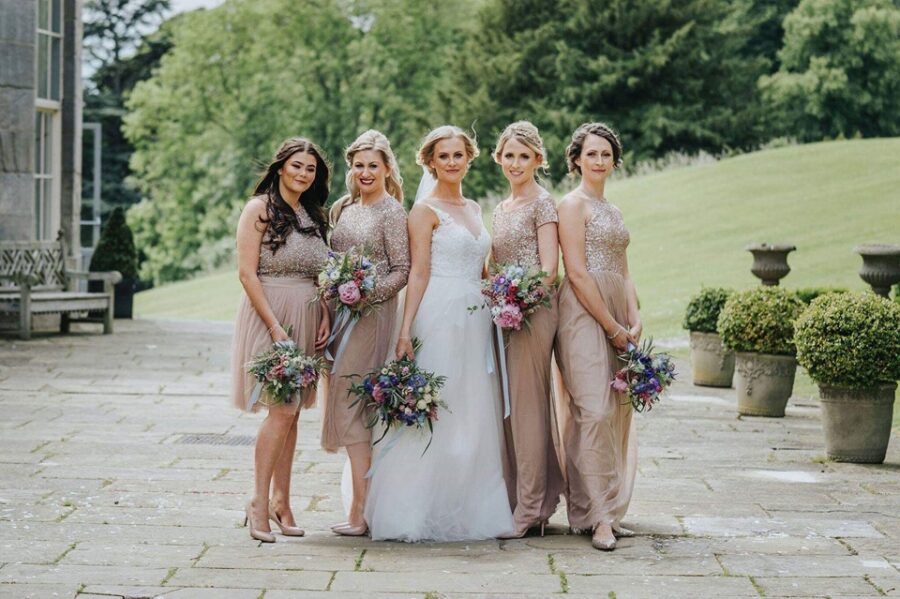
left=332, top=522, right=368, bottom=536
left=591, top=524, right=616, bottom=551
left=269, top=506, right=305, bottom=537
left=244, top=503, right=276, bottom=543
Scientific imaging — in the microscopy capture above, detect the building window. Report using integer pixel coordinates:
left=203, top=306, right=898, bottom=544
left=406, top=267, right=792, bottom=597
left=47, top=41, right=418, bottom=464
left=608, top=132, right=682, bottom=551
left=35, top=0, right=62, bottom=240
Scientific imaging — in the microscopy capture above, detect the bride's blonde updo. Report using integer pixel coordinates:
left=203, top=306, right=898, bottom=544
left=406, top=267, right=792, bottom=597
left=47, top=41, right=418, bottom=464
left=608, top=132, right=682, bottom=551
left=493, top=121, right=549, bottom=174
left=416, top=125, right=480, bottom=178
left=344, top=129, right=404, bottom=202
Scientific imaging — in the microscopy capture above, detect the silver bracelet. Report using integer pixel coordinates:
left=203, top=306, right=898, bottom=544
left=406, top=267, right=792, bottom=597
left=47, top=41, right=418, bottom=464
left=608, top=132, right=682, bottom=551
left=606, top=326, right=625, bottom=340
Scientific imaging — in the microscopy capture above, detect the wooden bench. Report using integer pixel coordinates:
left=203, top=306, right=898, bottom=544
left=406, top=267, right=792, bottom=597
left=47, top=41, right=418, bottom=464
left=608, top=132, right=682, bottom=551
left=0, top=234, right=122, bottom=340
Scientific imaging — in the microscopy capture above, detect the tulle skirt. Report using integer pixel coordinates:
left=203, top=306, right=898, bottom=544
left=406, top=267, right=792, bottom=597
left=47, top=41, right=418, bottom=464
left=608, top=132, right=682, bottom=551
left=230, top=276, right=322, bottom=412
left=364, top=274, right=514, bottom=541
left=553, top=271, right=637, bottom=530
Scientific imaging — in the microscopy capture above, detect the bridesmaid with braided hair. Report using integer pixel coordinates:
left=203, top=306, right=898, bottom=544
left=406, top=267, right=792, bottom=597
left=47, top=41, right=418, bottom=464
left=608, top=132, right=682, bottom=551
left=554, top=122, right=641, bottom=551
left=231, top=137, right=331, bottom=543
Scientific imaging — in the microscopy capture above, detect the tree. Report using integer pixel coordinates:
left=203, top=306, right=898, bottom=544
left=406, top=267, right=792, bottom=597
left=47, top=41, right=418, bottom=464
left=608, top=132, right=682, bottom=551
left=759, top=0, right=900, bottom=141
left=455, top=0, right=773, bottom=197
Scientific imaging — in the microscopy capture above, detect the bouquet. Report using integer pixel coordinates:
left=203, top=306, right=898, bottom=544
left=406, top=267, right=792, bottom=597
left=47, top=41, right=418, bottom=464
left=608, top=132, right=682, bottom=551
left=348, top=339, right=448, bottom=453
left=611, top=339, right=677, bottom=412
left=246, top=335, right=328, bottom=408
left=471, top=263, right=553, bottom=331
left=316, top=248, right=377, bottom=318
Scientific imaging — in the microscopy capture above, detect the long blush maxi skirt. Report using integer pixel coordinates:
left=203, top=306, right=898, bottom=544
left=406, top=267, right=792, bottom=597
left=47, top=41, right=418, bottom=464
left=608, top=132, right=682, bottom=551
left=231, top=276, right=322, bottom=412
left=553, top=271, right=637, bottom=531
left=320, top=295, right=399, bottom=453
left=502, top=294, right=565, bottom=529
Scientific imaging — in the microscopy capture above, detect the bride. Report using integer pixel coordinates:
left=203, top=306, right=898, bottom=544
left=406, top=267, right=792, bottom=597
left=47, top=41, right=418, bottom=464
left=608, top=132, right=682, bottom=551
left=363, top=126, right=515, bottom=541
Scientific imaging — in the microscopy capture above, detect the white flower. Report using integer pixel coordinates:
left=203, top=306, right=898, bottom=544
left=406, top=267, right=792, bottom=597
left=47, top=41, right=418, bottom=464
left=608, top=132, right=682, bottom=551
left=416, top=400, right=427, bottom=410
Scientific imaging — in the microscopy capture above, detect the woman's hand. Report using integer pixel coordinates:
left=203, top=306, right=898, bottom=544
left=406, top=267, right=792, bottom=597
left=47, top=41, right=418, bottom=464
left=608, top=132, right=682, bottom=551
left=396, top=336, right=414, bottom=360
left=270, top=323, right=291, bottom=343
left=606, top=323, right=636, bottom=353
left=628, top=321, right=643, bottom=344
left=315, top=310, right=330, bottom=350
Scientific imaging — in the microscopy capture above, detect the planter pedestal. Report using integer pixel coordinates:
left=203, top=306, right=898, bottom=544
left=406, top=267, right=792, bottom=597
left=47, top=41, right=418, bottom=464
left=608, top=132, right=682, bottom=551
left=854, top=244, right=900, bottom=298
left=689, top=332, right=734, bottom=387
left=734, top=352, right=797, bottom=417
left=819, top=383, right=896, bottom=464
left=746, top=243, right=796, bottom=286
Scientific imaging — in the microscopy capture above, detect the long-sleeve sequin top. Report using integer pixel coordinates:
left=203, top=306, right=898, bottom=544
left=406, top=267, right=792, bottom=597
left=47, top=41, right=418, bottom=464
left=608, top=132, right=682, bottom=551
left=491, top=190, right=558, bottom=270
left=329, top=197, right=410, bottom=302
left=257, top=201, right=329, bottom=279
left=583, top=197, right=630, bottom=276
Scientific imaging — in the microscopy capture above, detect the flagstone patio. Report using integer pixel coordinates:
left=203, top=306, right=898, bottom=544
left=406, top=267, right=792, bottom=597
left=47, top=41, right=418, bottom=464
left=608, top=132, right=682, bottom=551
left=0, top=319, right=897, bottom=598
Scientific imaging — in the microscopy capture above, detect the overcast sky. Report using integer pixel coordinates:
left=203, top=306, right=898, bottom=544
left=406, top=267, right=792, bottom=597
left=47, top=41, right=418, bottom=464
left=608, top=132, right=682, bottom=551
left=168, top=0, right=225, bottom=14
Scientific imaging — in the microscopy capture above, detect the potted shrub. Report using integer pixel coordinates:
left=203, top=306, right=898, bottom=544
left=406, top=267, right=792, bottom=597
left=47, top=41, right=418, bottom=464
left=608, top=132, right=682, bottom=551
left=717, top=287, right=805, bottom=417
left=795, top=293, right=900, bottom=463
left=683, top=287, right=735, bottom=387
left=795, top=287, right=848, bottom=305
left=89, top=207, right=139, bottom=318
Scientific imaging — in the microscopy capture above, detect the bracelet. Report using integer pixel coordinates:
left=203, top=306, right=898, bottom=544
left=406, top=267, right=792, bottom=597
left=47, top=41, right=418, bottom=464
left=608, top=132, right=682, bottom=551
left=398, top=336, right=411, bottom=341
left=606, top=326, right=625, bottom=340
left=267, top=323, right=281, bottom=335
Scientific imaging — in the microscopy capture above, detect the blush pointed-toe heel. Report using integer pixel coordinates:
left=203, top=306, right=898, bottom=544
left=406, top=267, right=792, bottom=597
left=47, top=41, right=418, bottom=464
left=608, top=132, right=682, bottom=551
left=244, top=503, right=276, bottom=543
left=333, top=522, right=368, bottom=537
left=591, top=524, right=616, bottom=551
left=269, top=507, right=305, bottom=537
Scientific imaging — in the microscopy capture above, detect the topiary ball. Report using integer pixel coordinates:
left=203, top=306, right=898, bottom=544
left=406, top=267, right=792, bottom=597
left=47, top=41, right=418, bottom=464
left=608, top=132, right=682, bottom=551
left=717, top=287, right=805, bottom=355
left=795, top=292, right=900, bottom=388
left=683, top=287, right=733, bottom=333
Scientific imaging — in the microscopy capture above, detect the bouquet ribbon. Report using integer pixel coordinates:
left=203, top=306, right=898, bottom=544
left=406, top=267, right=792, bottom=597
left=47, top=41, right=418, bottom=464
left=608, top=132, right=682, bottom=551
left=324, top=310, right=358, bottom=372
left=488, top=324, right=511, bottom=419
left=246, top=382, right=263, bottom=411
left=364, top=427, right=404, bottom=479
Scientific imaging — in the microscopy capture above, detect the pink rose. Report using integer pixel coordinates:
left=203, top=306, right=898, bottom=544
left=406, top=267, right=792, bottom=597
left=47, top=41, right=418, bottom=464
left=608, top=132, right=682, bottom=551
left=493, top=304, right=523, bottom=330
left=611, top=378, right=629, bottom=393
left=338, top=282, right=361, bottom=305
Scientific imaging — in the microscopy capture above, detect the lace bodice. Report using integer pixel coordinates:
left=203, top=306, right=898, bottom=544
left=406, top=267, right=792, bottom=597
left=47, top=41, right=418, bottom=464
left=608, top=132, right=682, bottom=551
left=422, top=203, right=490, bottom=280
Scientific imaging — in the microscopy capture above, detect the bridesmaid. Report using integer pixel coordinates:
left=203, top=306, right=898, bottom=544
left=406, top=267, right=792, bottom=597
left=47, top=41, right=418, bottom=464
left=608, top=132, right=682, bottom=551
left=231, top=137, right=332, bottom=542
left=490, top=121, right=564, bottom=538
left=554, top=122, right=641, bottom=551
left=321, top=130, right=410, bottom=536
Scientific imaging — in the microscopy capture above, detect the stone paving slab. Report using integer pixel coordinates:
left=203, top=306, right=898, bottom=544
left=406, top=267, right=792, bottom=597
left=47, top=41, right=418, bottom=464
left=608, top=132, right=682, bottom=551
left=0, top=318, right=898, bottom=599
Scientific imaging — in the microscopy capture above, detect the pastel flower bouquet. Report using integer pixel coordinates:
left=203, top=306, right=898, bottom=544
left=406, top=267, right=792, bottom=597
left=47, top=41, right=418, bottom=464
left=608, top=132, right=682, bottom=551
left=471, top=263, right=553, bottom=331
left=246, top=332, right=328, bottom=409
left=611, top=339, right=677, bottom=413
left=316, top=248, right=377, bottom=318
left=348, top=339, right=448, bottom=453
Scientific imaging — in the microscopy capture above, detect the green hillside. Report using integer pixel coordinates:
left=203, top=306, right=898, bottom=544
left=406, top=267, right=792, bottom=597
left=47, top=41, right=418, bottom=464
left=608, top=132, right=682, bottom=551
left=136, top=138, right=899, bottom=336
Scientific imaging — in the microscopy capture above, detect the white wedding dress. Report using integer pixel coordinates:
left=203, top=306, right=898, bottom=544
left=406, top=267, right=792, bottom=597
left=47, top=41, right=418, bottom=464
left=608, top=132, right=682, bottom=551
left=363, top=201, right=515, bottom=541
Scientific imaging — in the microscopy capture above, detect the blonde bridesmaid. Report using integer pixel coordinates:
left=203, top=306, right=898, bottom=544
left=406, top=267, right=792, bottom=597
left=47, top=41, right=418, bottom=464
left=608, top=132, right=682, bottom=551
left=321, top=130, right=410, bottom=536
left=554, top=122, right=641, bottom=551
left=231, top=138, right=332, bottom=542
left=490, top=121, right=564, bottom=538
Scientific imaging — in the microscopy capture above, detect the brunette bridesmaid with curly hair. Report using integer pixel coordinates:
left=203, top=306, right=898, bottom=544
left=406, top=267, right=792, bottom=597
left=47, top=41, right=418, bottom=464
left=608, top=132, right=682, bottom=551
left=231, top=137, right=331, bottom=542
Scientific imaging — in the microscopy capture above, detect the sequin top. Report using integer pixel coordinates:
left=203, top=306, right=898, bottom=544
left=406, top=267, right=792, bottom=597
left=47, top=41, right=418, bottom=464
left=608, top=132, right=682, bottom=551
left=257, top=199, right=329, bottom=279
left=330, top=197, right=410, bottom=302
left=583, top=196, right=630, bottom=275
left=491, top=190, right=558, bottom=270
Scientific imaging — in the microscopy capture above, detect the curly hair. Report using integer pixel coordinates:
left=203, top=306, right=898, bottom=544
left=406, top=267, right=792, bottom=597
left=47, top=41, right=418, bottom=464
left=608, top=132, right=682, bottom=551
left=254, top=137, right=330, bottom=253
left=565, top=122, right=623, bottom=174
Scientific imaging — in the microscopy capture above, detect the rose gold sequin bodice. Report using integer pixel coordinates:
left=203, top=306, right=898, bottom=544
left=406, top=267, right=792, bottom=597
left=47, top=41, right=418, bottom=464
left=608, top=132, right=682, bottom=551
left=491, top=191, right=558, bottom=270
left=585, top=198, right=629, bottom=275
left=257, top=205, right=329, bottom=279
left=329, top=197, right=410, bottom=302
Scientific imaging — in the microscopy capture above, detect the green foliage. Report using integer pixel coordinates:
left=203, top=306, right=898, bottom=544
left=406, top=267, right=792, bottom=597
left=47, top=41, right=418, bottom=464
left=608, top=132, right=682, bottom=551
left=124, top=0, right=476, bottom=282
left=683, top=287, right=733, bottom=333
left=717, top=287, right=805, bottom=355
left=89, top=207, right=139, bottom=279
left=795, top=292, right=900, bottom=387
left=760, top=0, right=900, bottom=141
left=794, top=286, right=849, bottom=304
left=454, top=0, right=773, bottom=196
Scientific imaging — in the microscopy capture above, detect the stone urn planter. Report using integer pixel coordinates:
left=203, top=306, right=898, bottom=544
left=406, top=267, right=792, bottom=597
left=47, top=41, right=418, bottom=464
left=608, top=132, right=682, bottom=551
left=854, top=243, right=900, bottom=298
left=689, top=332, right=734, bottom=387
left=684, top=287, right=735, bottom=388
left=718, top=287, right=805, bottom=417
left=818, top=384, right=896, bottom=463
left=746, top=243, right=796, bottom=286
left=795, top=292, right=900, bottom=465
left=734, top=352, right=797, bottom=417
